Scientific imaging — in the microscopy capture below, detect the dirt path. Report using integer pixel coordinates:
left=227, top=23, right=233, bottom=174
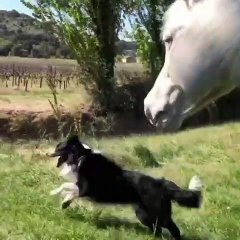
left=0, top=107, right=72, bottom=139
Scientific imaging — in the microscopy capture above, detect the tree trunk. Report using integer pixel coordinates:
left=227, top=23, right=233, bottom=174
left=148, top=0, right=165, bottom=80
left=147, top=0, right=173, bottom=80
left=90, top=0, right=116, bottom=110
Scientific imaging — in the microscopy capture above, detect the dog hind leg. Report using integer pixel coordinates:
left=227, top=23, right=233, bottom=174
left=135, top=205, right=162, bottom=237
left=165, top=219, right=181, bottom=240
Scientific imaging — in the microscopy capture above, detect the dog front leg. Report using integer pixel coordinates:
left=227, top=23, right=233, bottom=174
left=60, top=178, right=89, bottom=209
left=50, top=182, right=79, bottom=196
left=61, top=190, right=79, bottom=209
left=50, top=182, right=80, bottom=209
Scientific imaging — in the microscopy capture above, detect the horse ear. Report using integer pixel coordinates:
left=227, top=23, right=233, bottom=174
left=184, top=0, right=202, bottom=8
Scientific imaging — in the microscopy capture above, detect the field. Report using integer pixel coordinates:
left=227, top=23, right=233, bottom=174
left=0, top=57, right=84, bottom=112
left=0, top=56, right=147, bottom=138
left=1, top=123, right=240, bottom=239
left=0, top=57, right=144, bottom=110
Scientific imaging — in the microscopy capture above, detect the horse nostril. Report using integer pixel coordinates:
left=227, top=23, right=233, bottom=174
left=155, top=110, right=167, bottom=120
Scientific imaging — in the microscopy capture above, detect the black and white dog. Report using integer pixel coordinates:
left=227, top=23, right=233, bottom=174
left=49, top=135, right=203, bottom=240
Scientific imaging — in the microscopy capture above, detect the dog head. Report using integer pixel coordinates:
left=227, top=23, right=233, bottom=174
left=48, top=135, right=92, bottom=181
left=49, top=134, right=92, bottom=168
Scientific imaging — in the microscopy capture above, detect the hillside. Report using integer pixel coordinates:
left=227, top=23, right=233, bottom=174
left=0, top=10, right=137, bottom=58
left=0, top=10, right=73, bottom=58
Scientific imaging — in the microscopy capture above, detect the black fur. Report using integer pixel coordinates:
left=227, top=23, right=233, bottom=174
left=50, top=135, right=202, bottom=240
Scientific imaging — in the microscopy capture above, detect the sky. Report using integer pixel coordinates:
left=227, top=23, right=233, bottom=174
left=0, top=0, right=132, bottom=40
left=0, top=0, right=33, bottom=16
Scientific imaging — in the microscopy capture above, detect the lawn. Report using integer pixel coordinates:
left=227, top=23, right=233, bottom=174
left=0, top=123, right=240, bottom=240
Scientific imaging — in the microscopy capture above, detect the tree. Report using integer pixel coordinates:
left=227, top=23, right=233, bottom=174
left=21, top=0, right=131, bottom=110
left=129, top=0, right=173, bottom=80
left=56, top=45, right=74, bottom=58
left=11, top=44, right=23, bottom=56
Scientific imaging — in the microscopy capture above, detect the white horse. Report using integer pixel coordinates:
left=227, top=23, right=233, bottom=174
left=144, top=0, right=240, bottom=132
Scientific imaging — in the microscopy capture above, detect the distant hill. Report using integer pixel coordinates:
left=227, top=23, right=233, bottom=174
left=0, top=10, right=74, bottom=58
left=0, top=10, right=136, bottom=58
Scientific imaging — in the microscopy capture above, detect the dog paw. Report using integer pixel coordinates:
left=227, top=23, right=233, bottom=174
left=61, top=200, right=72, bottom=209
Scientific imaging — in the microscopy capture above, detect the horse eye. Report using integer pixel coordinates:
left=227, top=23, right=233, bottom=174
left=164, top=36, right=173, bottom=43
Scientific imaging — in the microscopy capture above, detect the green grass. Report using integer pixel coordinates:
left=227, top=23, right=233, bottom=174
left=0, top=85, right=90, bottom=112
left=1, top=123, right=240, bottom=239
left=0, top=38, right=12, bottom=47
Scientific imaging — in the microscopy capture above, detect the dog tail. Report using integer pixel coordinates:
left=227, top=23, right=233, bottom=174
left=167, top=175, right=203, bottom=208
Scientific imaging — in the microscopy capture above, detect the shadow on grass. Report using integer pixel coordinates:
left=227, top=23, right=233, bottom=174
left=66, top=209, right=205, bottom=239
left=66, top=209, right=151, bottom=236
left=94, top=216, right=150, bottom=234
left=182, top=236, right=209, bottom=240
left=96, top=218, right=207, bottom=240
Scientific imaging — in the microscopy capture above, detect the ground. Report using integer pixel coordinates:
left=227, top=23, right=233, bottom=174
left=0, top=123, right=240, bottom=239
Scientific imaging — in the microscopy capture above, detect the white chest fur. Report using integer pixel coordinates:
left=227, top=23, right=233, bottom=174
left=59, top=162, right=78, bottom=182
